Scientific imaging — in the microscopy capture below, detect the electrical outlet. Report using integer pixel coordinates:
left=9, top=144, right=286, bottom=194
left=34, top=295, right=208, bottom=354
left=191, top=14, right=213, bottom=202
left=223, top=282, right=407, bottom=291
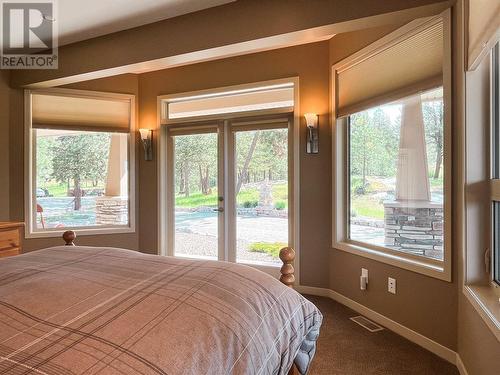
left=388, top=277, right=396, bottom=294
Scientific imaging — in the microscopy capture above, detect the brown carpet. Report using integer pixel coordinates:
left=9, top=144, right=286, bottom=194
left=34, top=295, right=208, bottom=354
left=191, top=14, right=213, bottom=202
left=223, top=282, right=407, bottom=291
left=306, top=295, right=459, bottom=375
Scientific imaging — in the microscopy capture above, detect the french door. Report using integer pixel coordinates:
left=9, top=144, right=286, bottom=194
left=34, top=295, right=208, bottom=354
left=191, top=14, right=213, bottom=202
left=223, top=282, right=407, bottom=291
left=165, top=115, right=292, bottom=270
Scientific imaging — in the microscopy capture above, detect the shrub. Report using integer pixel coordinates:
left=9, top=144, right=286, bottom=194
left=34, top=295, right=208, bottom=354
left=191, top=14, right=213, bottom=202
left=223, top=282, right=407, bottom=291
left=351, top=176, right=372, bottom=195
left=274, top=201, right=286, bottom=210
left=242, top=200, right=258, bottom=208
left=354, top=185, right=366, bottom=195
left=248, top=242, right=287, bottom=258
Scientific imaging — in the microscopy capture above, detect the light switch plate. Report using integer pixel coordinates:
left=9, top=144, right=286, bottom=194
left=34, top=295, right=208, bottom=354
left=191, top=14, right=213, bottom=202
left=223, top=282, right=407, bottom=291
left=361, top=268, right=368, bottom=280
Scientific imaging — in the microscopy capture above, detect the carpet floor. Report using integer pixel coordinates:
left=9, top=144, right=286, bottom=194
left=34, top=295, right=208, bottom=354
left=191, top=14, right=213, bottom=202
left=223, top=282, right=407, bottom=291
left=305, top=295, right=459, bottom=375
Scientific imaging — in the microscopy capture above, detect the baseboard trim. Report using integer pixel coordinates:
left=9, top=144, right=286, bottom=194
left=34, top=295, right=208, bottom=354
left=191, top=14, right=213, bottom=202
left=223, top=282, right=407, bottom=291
left=296, top=285, right=460, bottom=366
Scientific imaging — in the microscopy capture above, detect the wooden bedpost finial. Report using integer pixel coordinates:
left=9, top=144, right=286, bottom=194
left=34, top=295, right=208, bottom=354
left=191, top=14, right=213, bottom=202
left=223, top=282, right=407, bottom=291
left=279, top=246, right=295, bottom=288
left=62, top=231, right=76, bottom=246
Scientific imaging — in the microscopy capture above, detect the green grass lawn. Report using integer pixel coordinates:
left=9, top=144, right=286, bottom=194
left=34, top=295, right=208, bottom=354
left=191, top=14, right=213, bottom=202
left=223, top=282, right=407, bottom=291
left=40, top=182, right=67, bottom=197
left=351, top=195, right=384, bottom=219
left=174, top=183, right=288, bottom=208
left=39, top=182, right=106, bottom=197
left=248, top=242, right=287, bottom=258
left=349, top=173, right=443, bottom=221
left=175, top=191, right=219, bottom=207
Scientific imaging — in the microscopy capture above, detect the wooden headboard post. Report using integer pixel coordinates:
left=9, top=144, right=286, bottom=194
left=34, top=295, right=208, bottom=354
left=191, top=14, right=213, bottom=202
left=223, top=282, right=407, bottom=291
left=279, top=247, right=295, bottom=288
left=62, top=231, right=76, bottom=246
left=280, top=246, right=297, bottom=374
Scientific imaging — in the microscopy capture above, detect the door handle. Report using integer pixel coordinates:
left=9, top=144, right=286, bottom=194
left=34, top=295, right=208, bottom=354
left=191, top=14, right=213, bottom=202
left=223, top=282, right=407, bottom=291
left=213, top=207, right=224, bottom=212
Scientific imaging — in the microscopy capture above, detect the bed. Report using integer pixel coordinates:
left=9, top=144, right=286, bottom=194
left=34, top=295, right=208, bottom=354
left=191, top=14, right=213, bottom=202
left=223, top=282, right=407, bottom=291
left=0, top=231, right=322, bottom=374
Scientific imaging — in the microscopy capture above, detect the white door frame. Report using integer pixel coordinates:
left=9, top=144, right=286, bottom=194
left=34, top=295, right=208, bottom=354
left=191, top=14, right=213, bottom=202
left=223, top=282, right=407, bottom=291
left=157, top=77, right=300, bottom=283
left=226, top=117, right=292, bottom=277
left=164, top=122, right=225, bottom=260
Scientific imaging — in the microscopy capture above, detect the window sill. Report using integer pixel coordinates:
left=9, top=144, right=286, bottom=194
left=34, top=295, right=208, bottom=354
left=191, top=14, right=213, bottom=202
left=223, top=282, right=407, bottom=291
left=333, top=240, right=451, bottom=282
left=25, top=226, right=135, bottom=239
left=463, top=284, right=500, bottom=342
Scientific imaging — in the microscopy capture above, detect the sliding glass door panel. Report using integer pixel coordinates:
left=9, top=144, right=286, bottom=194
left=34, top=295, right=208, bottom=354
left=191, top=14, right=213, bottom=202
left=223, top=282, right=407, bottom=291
left=232, top=125, right=289, bottom=267
left=171, top=130, right=220, bottom=260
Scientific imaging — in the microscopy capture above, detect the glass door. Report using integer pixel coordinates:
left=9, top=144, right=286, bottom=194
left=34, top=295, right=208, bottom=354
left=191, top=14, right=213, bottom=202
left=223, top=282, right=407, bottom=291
left=165, top=116, right=291, bottom=271
left=228, top=119, right=290, bottom=267
left=167, top=124, right=223, bottom=260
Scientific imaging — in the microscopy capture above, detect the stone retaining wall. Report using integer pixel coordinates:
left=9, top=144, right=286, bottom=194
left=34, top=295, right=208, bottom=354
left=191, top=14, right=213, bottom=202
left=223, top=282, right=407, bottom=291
left=383, top=201, right=443, bottom=260
left=175, top=206, right=288, bottom=218
left=351, top=217, right=384, bottom=228
left=239, top=207, right=288, bottom=218
left=95, top=196, right=128, bottom=225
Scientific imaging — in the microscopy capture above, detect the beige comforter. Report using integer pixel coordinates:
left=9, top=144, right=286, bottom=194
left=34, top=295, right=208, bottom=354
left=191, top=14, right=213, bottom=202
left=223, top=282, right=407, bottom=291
left=0, top=246, right=322, bottom=374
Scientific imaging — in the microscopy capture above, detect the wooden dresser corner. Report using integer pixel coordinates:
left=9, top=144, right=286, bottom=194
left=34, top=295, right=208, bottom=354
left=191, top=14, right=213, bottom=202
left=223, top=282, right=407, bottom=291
left=0, top=222, right=24, bottom=258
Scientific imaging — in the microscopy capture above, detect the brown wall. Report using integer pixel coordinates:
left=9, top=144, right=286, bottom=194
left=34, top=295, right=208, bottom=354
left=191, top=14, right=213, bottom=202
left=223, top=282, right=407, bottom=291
left=329, top=250, right=458, bottom=349
left=138, top=41, right=332, bottom=285
left=8, top=74, right=141, bottom=252
left=458, top=299, right=500, bottom=374
left=329, top=24, right=407, bottom=63
left=328, top=26, right=458, bottom=350
left=0, top=71, right=10, bottom=221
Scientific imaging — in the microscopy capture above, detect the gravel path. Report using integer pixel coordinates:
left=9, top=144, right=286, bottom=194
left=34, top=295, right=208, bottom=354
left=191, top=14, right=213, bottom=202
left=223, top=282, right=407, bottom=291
left=175, top=232, right=281, bottom=266
left=175, top=212, right=288, bottom=243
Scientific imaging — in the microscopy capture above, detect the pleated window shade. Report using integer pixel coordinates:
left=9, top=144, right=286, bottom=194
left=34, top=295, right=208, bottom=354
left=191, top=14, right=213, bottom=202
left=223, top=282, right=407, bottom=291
left=334, top=17, right=444, bottom=117
left=167, top=86, right=294, bottom=119
left=466, top=0, right=500, bottom=71
left=31, top=93, right=131, bottom=132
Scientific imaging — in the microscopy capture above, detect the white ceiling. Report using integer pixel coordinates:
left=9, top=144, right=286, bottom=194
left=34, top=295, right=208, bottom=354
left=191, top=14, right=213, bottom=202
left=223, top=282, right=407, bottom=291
left=55, top=0, right=235, bottom=46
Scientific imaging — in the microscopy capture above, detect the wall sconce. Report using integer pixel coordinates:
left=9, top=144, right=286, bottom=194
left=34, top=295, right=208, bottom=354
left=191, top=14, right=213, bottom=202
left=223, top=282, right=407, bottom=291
left=304, top=113, right=319, bottom=154
left=139, top=129, right=153, bottom=161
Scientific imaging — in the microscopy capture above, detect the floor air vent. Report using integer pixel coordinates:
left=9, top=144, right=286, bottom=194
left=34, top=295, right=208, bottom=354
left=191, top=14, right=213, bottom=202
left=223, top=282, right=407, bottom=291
left=350, top=316, right=384, bottom=332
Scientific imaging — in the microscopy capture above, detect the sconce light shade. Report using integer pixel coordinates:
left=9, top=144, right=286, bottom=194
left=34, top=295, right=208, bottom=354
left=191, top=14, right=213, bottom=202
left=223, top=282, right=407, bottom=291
left=139, top=128, right=153, bottom=161
left=304, top=113, right=319, bottom=154
left=304, top=113, right=318, bottom=128
left=139, top=128, right=151, bottom=141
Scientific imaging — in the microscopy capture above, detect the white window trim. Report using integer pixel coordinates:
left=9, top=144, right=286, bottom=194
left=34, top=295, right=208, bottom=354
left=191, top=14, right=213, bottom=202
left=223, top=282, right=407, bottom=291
left=491, top=43, right=500, bottom=289
left=159, top=79, right=295, bottom=124
left=156, top=77, right=300, bottom=284
left=463, top=285, right=500, bottom=341
left=24, top=88, right=136, bottom=238
left=462, top=42, right=500, bottom=342
left=331, top=10, right=452, bottom=282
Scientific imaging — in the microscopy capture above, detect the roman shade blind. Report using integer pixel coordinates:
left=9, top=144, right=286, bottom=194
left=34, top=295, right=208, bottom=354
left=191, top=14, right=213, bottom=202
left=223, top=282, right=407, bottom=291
left=31, top=92, right=132, bottom=132
left=466, top=0, right=500, bottom=70
left=333, top=16, right=445, bottom=117
left=167, top=85, right=294, bottom=119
